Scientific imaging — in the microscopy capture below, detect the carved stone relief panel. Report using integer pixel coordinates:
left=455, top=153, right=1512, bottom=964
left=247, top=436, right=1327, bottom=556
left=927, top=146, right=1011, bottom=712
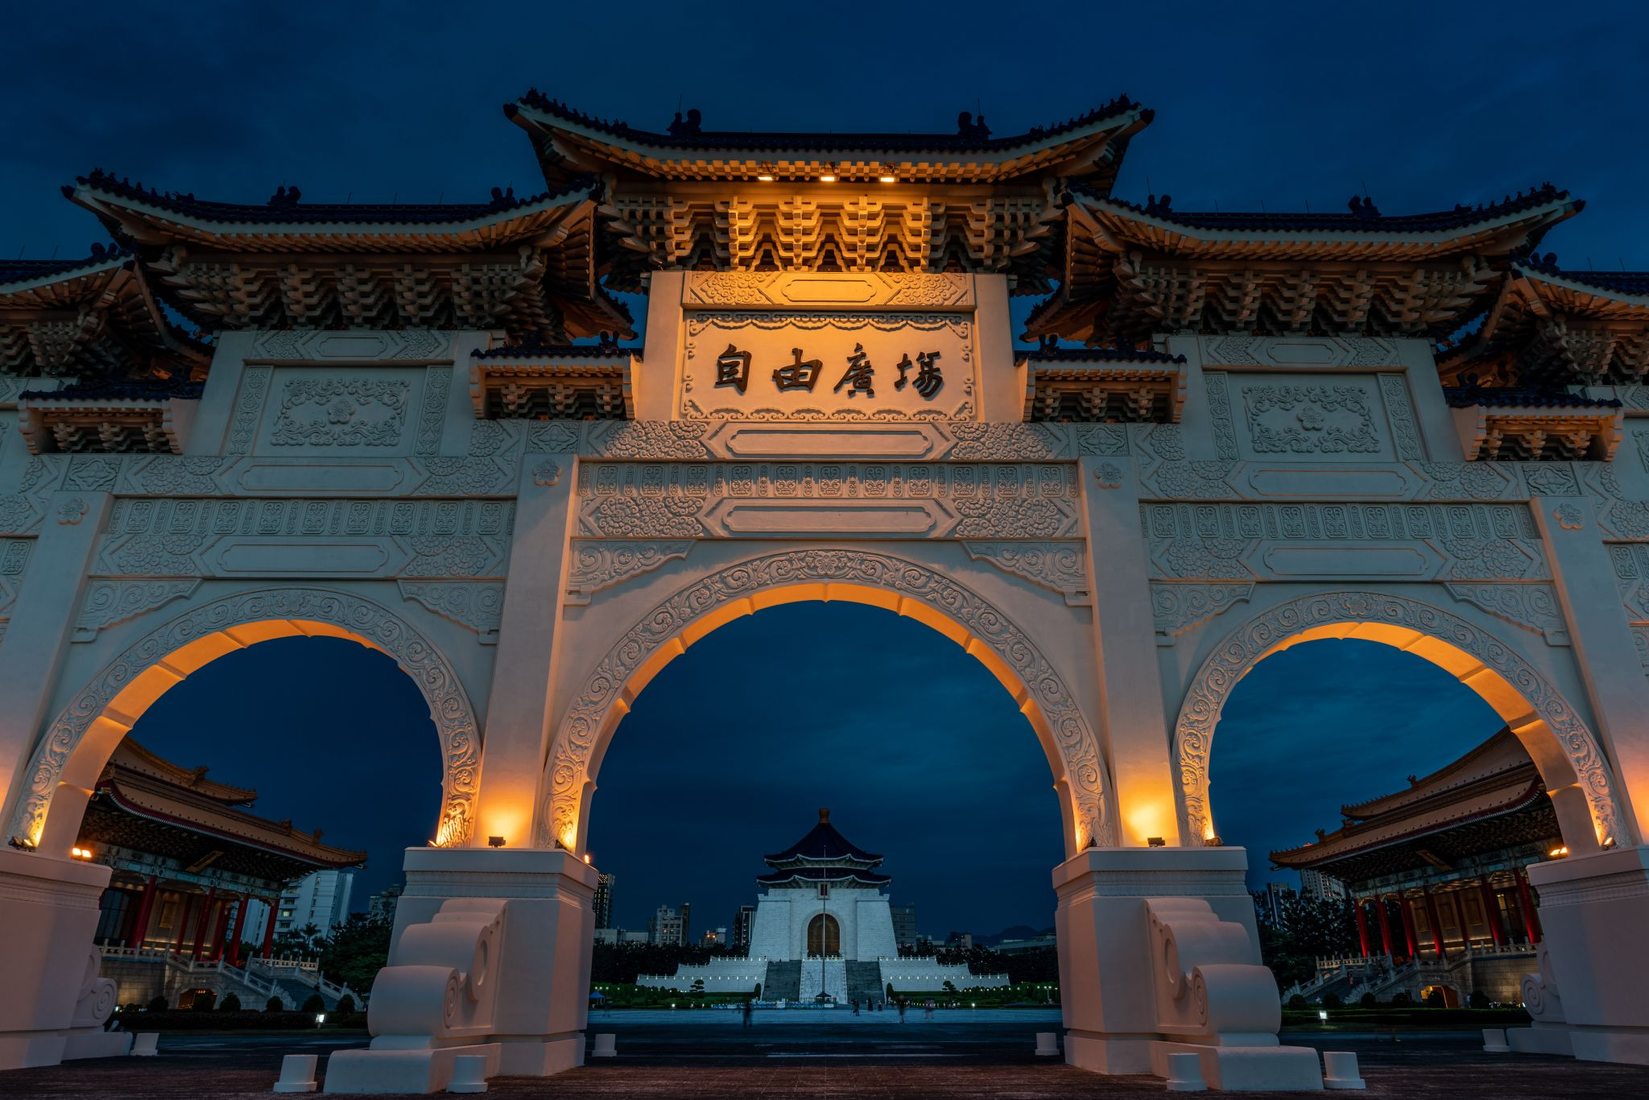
left=962, top=541, right=1091, bottom=604
left=575, top=462, right=1079, bottom=540
left=0, top=537, right=32, bottom=617
left=73, top=579, right=202, bottom=641
left=1142, top=501, right=1547, bottom=581
left=1199, top=335, right=1402, bottom=368
left=1232, top=374, right=1393, bottom=460
left=565, top=540, right=694, bottom=605
left=397, top=580, right=504, bottom=643
left=93, top=498, right=513, bottom=579
left=249, top=329, right=455, bottom=362
left=1443, top=582, right=1570, bottom=645
left=266, top=374, right=411, bottom=450
left=1150, top=582, right=1255, bottom=643
left=682, top=272, right=974, bottom=311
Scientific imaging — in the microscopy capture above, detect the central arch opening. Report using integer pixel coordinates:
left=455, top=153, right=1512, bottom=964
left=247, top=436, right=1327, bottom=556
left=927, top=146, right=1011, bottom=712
left=586, top=599, right=1065, bottom=1032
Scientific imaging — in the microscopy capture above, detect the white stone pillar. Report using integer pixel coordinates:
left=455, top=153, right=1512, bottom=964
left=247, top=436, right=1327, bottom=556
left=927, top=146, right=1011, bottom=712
left=1526, top=844, right=1649, bottom=1064
left=1076, top=458, right=1181, bottom=847
left=1533, top=495, right=1649, bottom=846
left=0, top=490, right=112, bottom=843
left=0, top=848, right=113, bottom=1070
left=1054, top=846, right=1319, bottom=1089
left=468, top=458, right=576, bottom=849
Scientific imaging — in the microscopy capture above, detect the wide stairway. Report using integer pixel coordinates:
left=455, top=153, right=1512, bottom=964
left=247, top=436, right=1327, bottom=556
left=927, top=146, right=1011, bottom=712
left=846, top=961, right=885, bottom=1004
left=764, top=960, right=802, bottom=1001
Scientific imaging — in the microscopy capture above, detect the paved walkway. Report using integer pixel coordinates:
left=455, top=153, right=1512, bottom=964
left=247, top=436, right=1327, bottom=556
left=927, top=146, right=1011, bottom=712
left=6, top=1014, right=1649, bottom=1097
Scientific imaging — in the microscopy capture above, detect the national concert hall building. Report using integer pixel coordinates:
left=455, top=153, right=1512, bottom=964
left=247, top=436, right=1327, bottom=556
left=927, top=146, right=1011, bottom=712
left=3, top=91, right=1649, bottom=1090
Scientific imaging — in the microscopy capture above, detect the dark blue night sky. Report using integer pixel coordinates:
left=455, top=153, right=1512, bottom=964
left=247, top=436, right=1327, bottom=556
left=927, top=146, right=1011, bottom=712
left=5, top=3, right=1638, bottom=936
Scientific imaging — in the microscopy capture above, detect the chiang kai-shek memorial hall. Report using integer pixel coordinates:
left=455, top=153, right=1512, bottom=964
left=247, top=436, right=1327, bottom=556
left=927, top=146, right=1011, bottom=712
left=4, top=90, right=1649, bottom=1090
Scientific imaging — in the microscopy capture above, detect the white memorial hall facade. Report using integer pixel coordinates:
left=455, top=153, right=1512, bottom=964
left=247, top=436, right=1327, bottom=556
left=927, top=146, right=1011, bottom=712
left=2, top=93, right=1649, bottom=1089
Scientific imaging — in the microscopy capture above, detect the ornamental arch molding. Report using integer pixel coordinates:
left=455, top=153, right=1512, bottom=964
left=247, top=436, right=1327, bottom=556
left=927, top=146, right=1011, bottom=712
left=12, top=586, right=481, bottom=853
left=1173, top=589, right=1627, bottom=855
left=543, top=548, right=1114, bottom=855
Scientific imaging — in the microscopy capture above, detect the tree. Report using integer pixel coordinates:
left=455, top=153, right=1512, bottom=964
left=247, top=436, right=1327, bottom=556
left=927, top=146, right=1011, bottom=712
left=336, top=994, right=357, bottom=1014
left=1253, top=889, right=1359, bottom=992
left=265, top=996, right=284, bottom=1013
left=302, top=993, right=326, bottom=1014
left=315, top=912, right=394, bottom=993
left=220, top=992, right=242, bottom=1012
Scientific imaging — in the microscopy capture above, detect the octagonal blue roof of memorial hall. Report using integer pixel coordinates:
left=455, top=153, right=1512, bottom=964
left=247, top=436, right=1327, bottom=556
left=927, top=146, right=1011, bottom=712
left=764, top=808, right=885, bottom=867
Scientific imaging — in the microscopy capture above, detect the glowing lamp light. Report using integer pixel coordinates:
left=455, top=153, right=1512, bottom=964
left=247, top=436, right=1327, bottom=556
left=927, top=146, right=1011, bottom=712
left=69, top=846, right=94, bottom=861
left=582, top=853, right=592, bottom=864
left=315, top=1012, right=327, bottom=1027
left=487, top=835, right=506, bottom=849
left=1550, top=845, right=1570, bottom=858
left=879, top=175, right=897, bottom=184
left=818, top=174, right=837, bottom=183
left=1318, top=1009, right=1329, bottom=1022
left=757, top=174, right=775, bottom=182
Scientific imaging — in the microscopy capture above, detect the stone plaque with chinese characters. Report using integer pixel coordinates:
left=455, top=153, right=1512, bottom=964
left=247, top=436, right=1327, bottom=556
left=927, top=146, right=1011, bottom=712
left=677, top=273, right=977, bottom=421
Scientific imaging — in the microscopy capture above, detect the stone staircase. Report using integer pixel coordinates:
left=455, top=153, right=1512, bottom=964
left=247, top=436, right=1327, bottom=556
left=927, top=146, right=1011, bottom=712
left=764, top=960, right=802, bottom=1001
left=846, top=961, right=885, bottom=1005
left=798, top=959, right=846, bottom=1003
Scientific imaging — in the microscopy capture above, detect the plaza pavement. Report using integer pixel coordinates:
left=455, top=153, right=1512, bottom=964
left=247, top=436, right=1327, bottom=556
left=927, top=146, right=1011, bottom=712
left=5, top=1008, right=1649, bottom=1097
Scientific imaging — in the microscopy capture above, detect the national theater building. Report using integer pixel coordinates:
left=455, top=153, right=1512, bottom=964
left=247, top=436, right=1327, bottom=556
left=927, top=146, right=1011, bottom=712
left=82, top=738, right=364, bottom=1009
left=1273, top=728, right=1558, bottom=1004
left=640, top=811, right=1005, bottom=1001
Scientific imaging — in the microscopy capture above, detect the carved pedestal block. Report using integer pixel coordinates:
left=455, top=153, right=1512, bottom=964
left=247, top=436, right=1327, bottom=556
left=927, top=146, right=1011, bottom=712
left=1054, top=847, right=1321, bottom=1091
left=1521, top=845, right=1649, bottom=1064
left=0, top=849, right=113, bottom=1070
left=322, top=847, right=597, bottom=1094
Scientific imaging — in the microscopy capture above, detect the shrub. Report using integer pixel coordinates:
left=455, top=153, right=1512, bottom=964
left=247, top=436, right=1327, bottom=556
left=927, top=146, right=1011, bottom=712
left=302, top=994, right=326, bottom=1014
left=1390, top=991, right=1414, bottom=1007
left=1286, top=994, right=1307, bottom=1009
left=1359, top=992, right=1377, bottom=1008
left=190, top=993, right=216, bottom=1012
left=1469, top=990, right=1490, bottom=1010
left=336, top=995, right=356, bottom=1015
left=1322, top=992, right=1343, bottom=1009
left=265, top=997, right=284, bottom=1013
left=219, top=993, right=241, bottom=1012
left=1423, top=988, right=1446, bottom=1008
left=147, top=995, right=168, bottom=1012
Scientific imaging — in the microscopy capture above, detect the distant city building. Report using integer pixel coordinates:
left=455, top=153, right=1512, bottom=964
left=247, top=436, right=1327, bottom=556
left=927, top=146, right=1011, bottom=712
left=701, top=928, right=727, bottom=946
left=994, top=932, right=1057, bottom=954
left=593, top=873, right=615, bottom=930
left=732, top=904, right=756, bottom=953
left=639, top=809, right=1007, bottom=999
left=649, top=904, right=687, bottom=946
left=276, top=868, right=355, bottom=938
left=945, top=931, right=974, bottom=951
left=368, top=884, right=402, bottom=921
left=890, top=904, right=917, bottom=949
left=1298, top=868, right=1347, bottom=902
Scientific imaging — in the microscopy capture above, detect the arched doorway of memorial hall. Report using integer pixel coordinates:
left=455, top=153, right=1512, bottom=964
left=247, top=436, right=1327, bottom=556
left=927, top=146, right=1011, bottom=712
left=585, top=597, right=1067, bottom=1049
left=16, top=606, right=464, bottom=1010
left=1191, top=606, right=1621, bottom=1008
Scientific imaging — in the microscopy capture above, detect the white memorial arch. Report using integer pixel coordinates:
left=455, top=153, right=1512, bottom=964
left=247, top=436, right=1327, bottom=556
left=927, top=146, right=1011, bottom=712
left=3, top=94, right=1649, bottom=1089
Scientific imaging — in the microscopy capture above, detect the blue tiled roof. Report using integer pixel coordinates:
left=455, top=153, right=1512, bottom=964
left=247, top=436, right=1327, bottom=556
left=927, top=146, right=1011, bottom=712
left=69, top=169, right=596, bottom=225
left=1083, top=182, right=1577, bottom=235
left=1517, top=257, right=1649, bottom=296
left=510, top=91, right=1149, bottom=154
left=1442, top=386, right=1621, bottom=409
left=19, top=378, right=205, bottom=402
left=764, top=810, right=882, bottom=866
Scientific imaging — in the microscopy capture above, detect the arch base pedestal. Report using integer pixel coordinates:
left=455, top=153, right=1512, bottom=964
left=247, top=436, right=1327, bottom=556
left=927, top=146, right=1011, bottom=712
left=323, top=847, right=597, bottom=1093
left=1055, top=847, right=1322, bottom=1091
left=1514, top=845, right=1649, bottom=1065
left=0, top=849, right=116, bottom=1071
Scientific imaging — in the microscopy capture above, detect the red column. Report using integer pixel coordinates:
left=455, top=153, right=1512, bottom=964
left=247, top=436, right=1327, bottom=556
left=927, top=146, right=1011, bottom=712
left=1399, top=894, right=1419, bottom=960
left=1353, top=898, right=1371, bottom=958
left=192, top=889, right=218, bottom=960
left=209, top=902, right=231, bottom=962
left=260, top=899, right=279, bottom=959
left=1479, top=880, right=1506, bottom=947
left=227, top=897, right=250, bottom=967
left=1375, top=896, right=1395, bottom=957
left=126, top=876, right=159, bottom=949
left=173, top=894, right=197, bottom=953
left=1515, top=870, right=1543, bottom=944
left=1423, top=887, right=1447, bottom=959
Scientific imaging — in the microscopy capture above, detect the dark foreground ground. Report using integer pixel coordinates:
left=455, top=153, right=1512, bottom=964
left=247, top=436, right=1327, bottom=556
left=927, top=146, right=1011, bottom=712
left=4, top=1011, right=1646, bottom=1098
